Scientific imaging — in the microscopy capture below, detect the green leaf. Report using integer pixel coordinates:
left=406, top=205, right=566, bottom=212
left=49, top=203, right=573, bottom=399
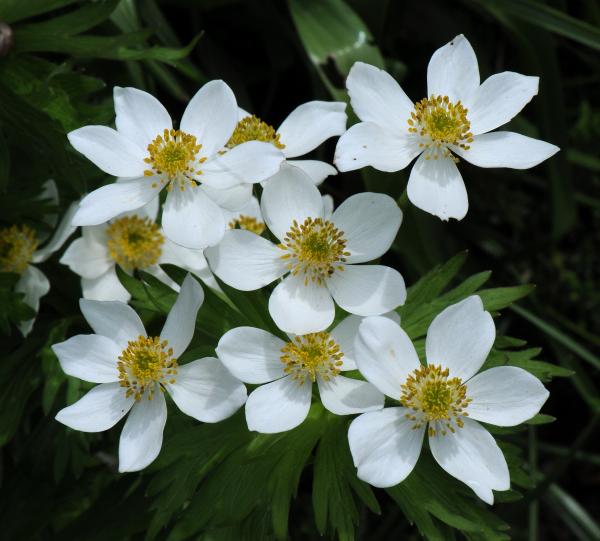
left=0, top=0, right=78, bottom=24
left=478, top=284, right=535, bottom=311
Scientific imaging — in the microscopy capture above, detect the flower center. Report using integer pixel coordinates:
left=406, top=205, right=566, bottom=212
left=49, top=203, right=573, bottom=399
left=228, top=215, right=266, bottom=235
left=0, top=224, right=38, bottom=274
left=408, top=95, right=473, bottom=161
left=144, top=128, right=206, bottom=191
left=400, top=364, right=471, bottom=437
left=279, top=218, right=349, bottom=285
left=118, top=335, right=177, bottom=400
left=106, top=215, right=164, bottom=272
left=226, top=115, right=285, bottom=149
left=280, top=332, right=343, bottom=383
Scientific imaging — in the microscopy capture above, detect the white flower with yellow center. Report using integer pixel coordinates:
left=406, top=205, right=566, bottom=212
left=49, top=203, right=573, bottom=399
left=205, top=166, right=406, bottom=334
left=348, top=296, right=549, bottom=504
left=68, top=81, right=285, bottom=249
left=60, top=199, right=217, bottom=301
left=335, top=35, right=560, bottom=220
left=216, top=313, right=395, bottom=433
left=53, top=275, right=246, bottom=472
left=227, top=101, right=347, bottom=185
left=0, top=180, right=77, bottom=335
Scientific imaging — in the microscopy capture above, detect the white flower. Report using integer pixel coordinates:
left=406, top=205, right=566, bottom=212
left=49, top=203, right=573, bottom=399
left=229, top=100, right=347, bottom=185
left=205, top=165, right=406, bottom=334
left=216, top=313, right=394, bottom=433
left=68, top=82, right=285, bottom=248
left=348, top=295, right=549, bottom=504
left=0, top=180, right=77, bottom=335
left=53, top=275, right=246, bottom=472
left=335, top=35, right=560, bottom=221
left=60, top=198, right=217, bottom=302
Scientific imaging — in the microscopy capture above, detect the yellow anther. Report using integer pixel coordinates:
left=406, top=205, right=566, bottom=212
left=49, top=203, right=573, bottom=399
left=228, top=215, right=266, bottom=235
left=0, top=224, right=38, bottom=274
left=279, top=217, right=349, bottom=286
left=118, top=335, right=177, bottom=401
left=106, top=215, right=164, bottom=272
left=226, top=115, right=285, bottom=149
left=280, top=332, right=344, bottom=383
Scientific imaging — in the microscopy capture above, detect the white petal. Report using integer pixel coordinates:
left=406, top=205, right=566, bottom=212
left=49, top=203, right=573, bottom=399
left=180, top=80, right=238, bottom=158
left=245, top=375, right=312, bottom=433
left=160, top=274, right=204, bottom=357
left=426, top=295, right=495, bottom=381
left=467, top=72, right=539, bottom=135
left=260, top=164, right=323, bottom=241
left=82, top=269, right=131, bottom=303
left=60, top=237, right=112, bottom=279
left=72, top=177, right=160, bottom=226
left=286, top=160, right=336, bottom=185
left=158, top=238, right=212, bottom=284
left=53, top=334, right=120, bottom=383
left=455, top=131, right=559, bottom=169
left=466, top=366, right=549, bottom=426
left=327, top=265, right=406, bottom=316
left=322, top=195, right=334, bottom=220
left=79, top=298, right=146, bottom=349
left=216, top=327, right=286, bottom=384
left=355, top=316, right=420, bottom=399
left=222, top=195, right=262, bottom=224
left=330, top=311, right=399, bottom=371
left=119, top=192, right=159, bottom=221
left=277, top=101, right=347, bottom=158
left=202, top=141, right=283, bottom=188
left=32, top=202, right=78, bottom=263
left=15, top=265, right=49, bottom=323
left=67, top=126, right=147, bottom=177
left=407, top=152, right=468, bottom=221
left=118, top=392, right=167, bottom=472
left=55, top=382, right=133, bottom=432
left=334, top=122, right=421, bottom=173
left=318, top=375, right=384, bottom=415
left=346, top=62, right=414, bottom=134
left=348, top=408, right=425, bottom=488
left=331, top=192, right=402, bottom=263
left=269, top=274, right=335, bottom=334
left=114, top=86, right=172, bottom=149
left=427, top=34, right=479, bottom=103
left=429, top=418, right=510, bottom=504
left=166, top=357, right=246, bottom=422
left=205, top=229, right=286, bottom=290
left=162, top=186, right=225, bottom=249
left=201, top=183, right=252, bottom=212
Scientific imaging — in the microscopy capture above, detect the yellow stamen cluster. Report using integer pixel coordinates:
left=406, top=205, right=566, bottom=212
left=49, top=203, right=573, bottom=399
left=144, top=128, right=206, bottom=191
left=106, top=215, right=164, bottom=272
left=228, top=215, right=266, bottom=235
left=279, top=217, right=349, bottom=285
left=226, top=115, right=285, bottom=149
left=0, top=224, right=38, bottom=274
left=280, top=332, right=344, bottom=383
left=118, top=336, right=177, bottom=401
left=400, top=364, right=471, bottom=437
left=408, top=95, right=473, bottom=162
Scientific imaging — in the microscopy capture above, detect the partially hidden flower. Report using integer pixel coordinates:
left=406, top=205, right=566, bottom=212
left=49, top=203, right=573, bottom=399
left=68, top=82, right=285, bottom=248
left=227, top=101, right=347, bottom=185
left=53, top=275, right=246, bottom=472
left=205, top=165, right=406, bottom=334
left=216, top=313, right=395, bottom=433
left=335, top=35, right=559, bottom=220
left=60, top=197, right=217, bottom=302
left=348, top=295, right=549, bottom=504
left=0, top=180, right=77, bottom=335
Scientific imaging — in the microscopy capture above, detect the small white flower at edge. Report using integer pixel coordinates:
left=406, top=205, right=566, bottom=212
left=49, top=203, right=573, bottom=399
left=348, top=295, right=549, bottom=504
left=60, top=197, right=217, bottom=302
left=205, top=165, right=407, bottom=335
left=230, top=101, right=347, bottom=185
left=52, top=275, right=246, bottom=472
left=67, top=81, right=285, bottom=249
left=216, top=313, right=398, bottom=433
left=334, top=34, right=560, bottom=221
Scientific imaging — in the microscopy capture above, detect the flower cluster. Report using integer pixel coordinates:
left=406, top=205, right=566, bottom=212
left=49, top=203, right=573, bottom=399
left=10, top=35, right=555, bottom=503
